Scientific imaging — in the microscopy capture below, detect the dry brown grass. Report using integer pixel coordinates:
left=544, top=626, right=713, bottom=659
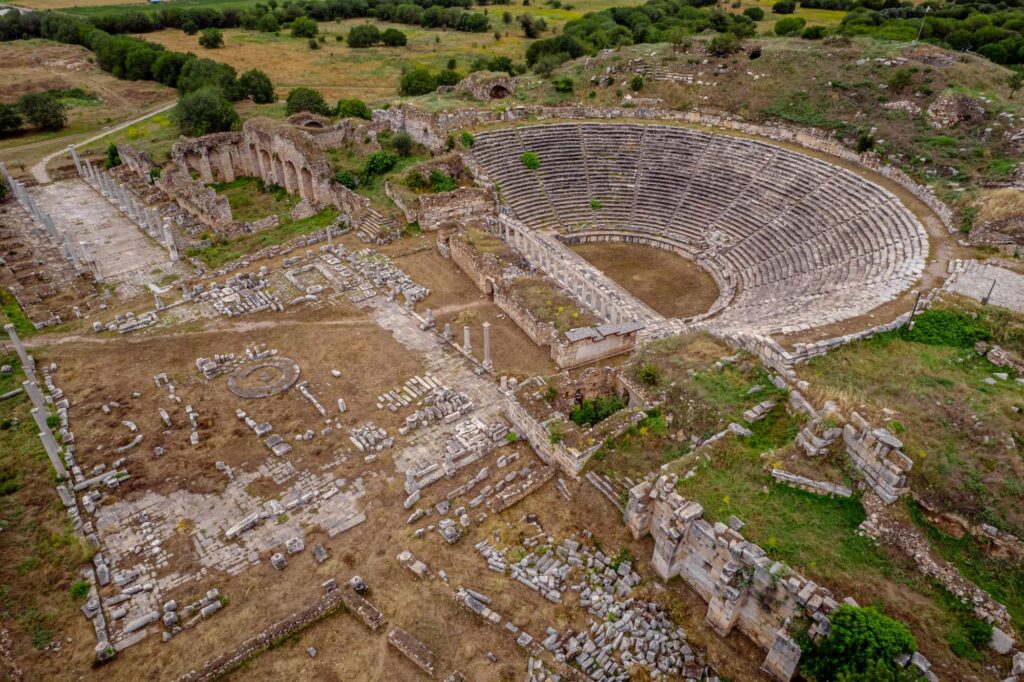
left=977, top=187, right=1024, bottom=223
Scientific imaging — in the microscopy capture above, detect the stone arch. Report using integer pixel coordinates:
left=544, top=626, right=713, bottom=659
left=284, top=160, right=299, bottom=194
left=489, top=84, right=510, bottom=99
left=299, top=166, right=315, bottom=202
left=259, top=149, right=272, bottom=186
left=273, top=155, right=286, bottom=189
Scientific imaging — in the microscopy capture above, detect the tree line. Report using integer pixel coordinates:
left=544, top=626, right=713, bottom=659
left=840, top=0, right=1024, bottom=65
left=66, top=0, right=489, bottom=37
left=525, top=0, right=755, bottom=69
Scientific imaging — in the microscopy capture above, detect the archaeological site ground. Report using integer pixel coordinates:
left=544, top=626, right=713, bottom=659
left=2, top=1, right=1024, bottom=681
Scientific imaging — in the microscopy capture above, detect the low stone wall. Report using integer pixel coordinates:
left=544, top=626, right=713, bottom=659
left=175, top=587, right=349, bottom=681
left=771, top=469, right=852, bottom=498
left=843, top=412, right=913, bottom=504
left=626, top=475, right=840, bottom=681
left=487, top=464, right=555, bottom=512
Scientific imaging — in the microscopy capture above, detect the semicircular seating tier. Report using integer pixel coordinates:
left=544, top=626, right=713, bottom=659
left=471, top=122, right=928, bottom=335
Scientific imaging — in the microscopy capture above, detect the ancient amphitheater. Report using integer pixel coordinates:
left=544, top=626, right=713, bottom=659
left=471, top=122, right=929, bottom=335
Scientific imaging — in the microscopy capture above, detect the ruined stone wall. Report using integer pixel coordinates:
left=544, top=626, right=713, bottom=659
left=116, top=144, right=156, bottom=179
left=552, top=332, right=638, bottom=369
left=626, top=475, right=841, bottom=681
left=843, top=412, right=913, bottom=504
left=446, top=232, right=498, bottom=294
left=155, top=167, right=234, bottom=229
left=373, top=104, right=953, bottom=233
left=164, top=118, right=387, bottom=234
left=503, top=388, right=586, bottom=475
left=417, top=187, right=494, bottom=231
left=493, top=283, right=559, bottom=350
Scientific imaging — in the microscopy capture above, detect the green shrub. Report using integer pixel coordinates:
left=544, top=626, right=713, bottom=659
left=336, top=98, right=371, bottom=120
left=335, top=169, right=358, bottom=189
left=946, top=617, right=992, bottom=660
left=629, top=74, right=644, bottom=91
left=105, top=143, right=121, bottom=169
left=238, top=69, right=275, bottom=103
left=429, top=169, right=456, bottom=192
left=802, top=25, right=828, bottom=39
left=743, top=6, right=764, bottom=20
left=799, top=605, right=915, bottom=681
left=285, top=87, right=331, bottom=116
left=570, top=394, right=625, bottom=426
left=708, top=32, right=740, bottom=56
left=775, top=16, right=806, bottom=36
left=521, top=151, right=541, bottom=169
left=70, top=580, right=90, bottom=601
left=590, top=199, right=602, bottom=210
left=347, top=24, right=380, bottom=47
left=381, top=28, right=407, bottom=46
left=290, top=16, right=318, bottom=39
left=459, top=131, right=476, bottom=148
left=637, top=362, right=660, bottom=386
left=900, top=309, right=992, bottom=348
left=405, top=171, right=426, bottom=190
left=399, top=66, right=437, bottom=96
left=392, top=131, right=413, bottom=157
left=256, top=12, right=279, bottom=32
left=198, top=27, right=223, bottom=49
left=552, top=76, right=574, bottom=92
left=308, top=37, right=320, bottom=49
left=772, top=0, right=796, bottom=13
left=364, top=151, right=398, bottom=175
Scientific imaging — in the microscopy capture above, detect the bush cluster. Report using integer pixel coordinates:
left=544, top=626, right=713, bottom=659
left=0, top=91, right=68, bottom=136
left=569, top=394, right=625, bottom=426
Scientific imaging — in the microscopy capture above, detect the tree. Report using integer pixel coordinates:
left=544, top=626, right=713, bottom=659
left=708, top=32, right=740, bottom=56
left=519, top=13, right=540, bottom=38
left=399, top=67, right=437, bottom=96
left=1008, top=70, right=1024, bottom=98
left=503, top=10, right=512, bottom=24
left=198, top=27, right=224, bottom=49
left=0, top=103, right=24, bottom=137
left=665, top=27, right=691, bottom=53
left=381, top=28, right=407, bottom=46
left=176, top=86, right=239, bottom=136
left=774, top=16, right=806, bottom=36
left=177, top=58, right=239, bottom=99
left=772, top=0, right=796, bottom=13
left=743, top=6, right=764, bottom=21
left=285, top=86, right=331, bottom=115
left=347, top=24, right=381, bottom=48
left=105, top=143, right=121, bottom=169
left=534, top=53, right=562, bottom=76
left=18, top=92, right=66, bottom=132
left=290, top=16, right=318, bottom=38
left=153, top=52, right=190, bottom=87
left=799, top=605, right=916, bottom=681
left=392, top=131, right=413, bottom=157
left=336, top=98, right=371, bottom=119
left=364, top=150, right=398, bottom=175
left=256, top=13, right=280, bottom=33
left=239, top=69, right=275, bottom=103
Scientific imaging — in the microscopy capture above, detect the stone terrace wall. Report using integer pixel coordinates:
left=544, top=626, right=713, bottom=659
left=373, top=104, right=953, bottom=234
left=625, top=475, right=840, bottom=681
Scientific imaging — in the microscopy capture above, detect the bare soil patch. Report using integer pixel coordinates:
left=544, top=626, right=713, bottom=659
left=571, top=242, right=720, bottom=319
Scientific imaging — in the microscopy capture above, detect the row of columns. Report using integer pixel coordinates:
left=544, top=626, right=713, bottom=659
left=499, top=217, right=631, bottom=326
left=3, top=323, right=67, bottom=480
left=440, top=321, right=492, bottom=369
left=73, top=145, right=179, bottom=263
left=1, top=160, right=99, bottom=281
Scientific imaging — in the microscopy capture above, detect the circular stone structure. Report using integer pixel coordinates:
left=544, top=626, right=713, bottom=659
left=228, top=357, right=301, bottom=399
left=471, top=122, right=929, bottom=335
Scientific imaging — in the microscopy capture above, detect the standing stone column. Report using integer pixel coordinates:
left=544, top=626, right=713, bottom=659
left=31, top=407, right=67, bottom=480
left=463, top=325, right=472, bottom=356
left=22, top=380, right=45, bottom=410
left=443, top=323, right=452, bottom=342
left=4, top=323, right=34, bottom=378
left=162, top=220, right=180, bottom=262
left=482, top=322, right=493, bottom=370
left=69, top=145, right=83, bottom=176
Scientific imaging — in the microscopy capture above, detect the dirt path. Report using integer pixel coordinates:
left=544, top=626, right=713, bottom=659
left=25, top=99, right=176, bottom=183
